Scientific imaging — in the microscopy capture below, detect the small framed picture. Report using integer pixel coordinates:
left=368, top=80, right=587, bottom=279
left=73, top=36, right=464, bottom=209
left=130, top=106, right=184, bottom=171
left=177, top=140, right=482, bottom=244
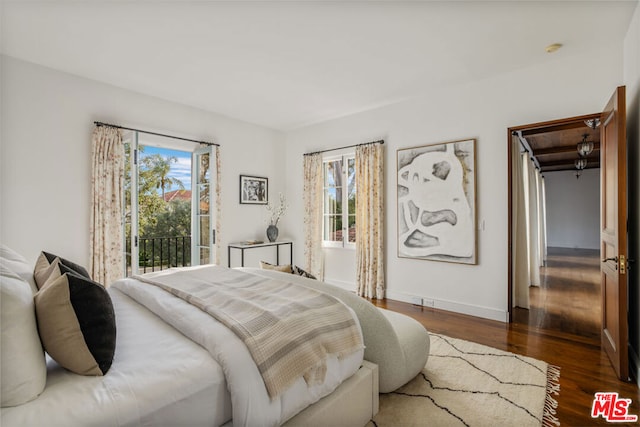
left=239, top=175, right=268, bottom=204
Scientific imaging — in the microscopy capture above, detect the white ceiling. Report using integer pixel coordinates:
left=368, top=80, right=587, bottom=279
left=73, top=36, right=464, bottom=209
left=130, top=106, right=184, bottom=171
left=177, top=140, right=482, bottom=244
left=2, top=1, right=637, bottom=131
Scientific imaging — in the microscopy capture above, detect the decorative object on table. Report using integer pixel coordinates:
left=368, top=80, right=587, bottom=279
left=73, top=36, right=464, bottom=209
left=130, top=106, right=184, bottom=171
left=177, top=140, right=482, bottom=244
left=241, top=240, right=264, bottom=245
left=265, top=193, right=289, bottom=242
left=239, top=175, right=268, bottom=204
left=266, top=225, right=279, bottom=243
left=397, top=138, right=476, bottom=264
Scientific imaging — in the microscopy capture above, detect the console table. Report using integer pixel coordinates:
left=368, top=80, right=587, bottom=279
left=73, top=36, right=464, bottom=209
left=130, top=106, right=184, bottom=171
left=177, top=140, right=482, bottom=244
left=227, top=240, right=293, bottom=268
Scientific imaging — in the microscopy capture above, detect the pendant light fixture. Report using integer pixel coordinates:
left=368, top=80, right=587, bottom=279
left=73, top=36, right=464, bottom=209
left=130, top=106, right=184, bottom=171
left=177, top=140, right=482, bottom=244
left=577, top=134, right=594, bottom=157
left=584, top=118, right=600, bottom=129
left=574, top=158, right=587, bottom=179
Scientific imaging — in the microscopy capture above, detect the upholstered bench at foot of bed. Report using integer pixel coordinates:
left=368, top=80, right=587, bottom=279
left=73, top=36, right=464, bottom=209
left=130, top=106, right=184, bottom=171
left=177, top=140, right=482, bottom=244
left=375, top=308, right=430, bottom=393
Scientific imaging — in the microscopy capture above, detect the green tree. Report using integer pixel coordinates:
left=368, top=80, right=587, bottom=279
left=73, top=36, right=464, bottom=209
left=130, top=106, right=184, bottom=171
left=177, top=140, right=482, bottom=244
left=141, top=154, right=185, bottom=200
left=142, top=199, right=192, bottom=267
left=124, top=147, right=191, bottom=269
left=125, top=152, right=187, bottom=236
left=145, top=199, right=191, bottom=238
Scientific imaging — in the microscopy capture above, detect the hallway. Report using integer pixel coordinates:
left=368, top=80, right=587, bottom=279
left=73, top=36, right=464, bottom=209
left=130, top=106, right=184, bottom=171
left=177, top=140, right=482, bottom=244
left=514, top=247, right=601, bottom=339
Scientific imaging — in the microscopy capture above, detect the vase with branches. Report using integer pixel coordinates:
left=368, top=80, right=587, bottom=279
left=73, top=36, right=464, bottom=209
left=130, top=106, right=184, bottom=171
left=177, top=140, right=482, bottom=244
left=265, top=193, right=289, bottom=241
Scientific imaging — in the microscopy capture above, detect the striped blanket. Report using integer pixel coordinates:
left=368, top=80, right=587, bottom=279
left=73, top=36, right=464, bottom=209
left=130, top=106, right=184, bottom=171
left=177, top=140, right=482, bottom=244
left=134, top=266, right=364, bottom=399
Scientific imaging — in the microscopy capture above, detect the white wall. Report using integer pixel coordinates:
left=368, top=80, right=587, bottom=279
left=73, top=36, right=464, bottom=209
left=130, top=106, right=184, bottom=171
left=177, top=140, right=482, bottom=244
left=544, top=169, right=600, bottom=250
left=0, top=55, right=286, bottom=269
left=623, top=2, right=640, bottom=383
left=284, top=46, right=624, bottom=322
left=1, top=6, right=636, bottom=328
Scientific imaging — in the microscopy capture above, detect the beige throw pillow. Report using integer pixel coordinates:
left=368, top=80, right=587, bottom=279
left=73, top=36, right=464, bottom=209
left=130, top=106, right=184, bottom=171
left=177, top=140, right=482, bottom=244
left=259, top=261, right=293, bottom=273
left=35, top=271, right=116, bottom=376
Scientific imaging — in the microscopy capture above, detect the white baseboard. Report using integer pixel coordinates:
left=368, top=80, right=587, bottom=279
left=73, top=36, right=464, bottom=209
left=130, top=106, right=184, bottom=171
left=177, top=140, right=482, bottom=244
left=386, top=290, right=509, bottom=323
left=630, top=346, right=640, bottom=386
left=322, top=280, right=509, bottom=323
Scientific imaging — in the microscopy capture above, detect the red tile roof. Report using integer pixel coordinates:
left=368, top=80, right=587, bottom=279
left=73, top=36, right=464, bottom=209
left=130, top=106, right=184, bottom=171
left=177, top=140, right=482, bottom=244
left=163, top=189, right=191, bottom=202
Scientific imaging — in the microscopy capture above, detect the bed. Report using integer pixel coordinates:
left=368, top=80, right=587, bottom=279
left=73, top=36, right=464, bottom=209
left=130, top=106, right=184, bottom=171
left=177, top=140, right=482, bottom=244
left=0, top=246, right=429, bottom=426
left=0, top=245, right=381, bottom=427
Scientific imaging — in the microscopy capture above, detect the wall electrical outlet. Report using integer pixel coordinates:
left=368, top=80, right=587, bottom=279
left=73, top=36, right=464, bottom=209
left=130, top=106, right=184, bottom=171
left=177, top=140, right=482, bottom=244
left=422, top=298, right=435, bottom=307
left=409, top=296, right=423, bottom=306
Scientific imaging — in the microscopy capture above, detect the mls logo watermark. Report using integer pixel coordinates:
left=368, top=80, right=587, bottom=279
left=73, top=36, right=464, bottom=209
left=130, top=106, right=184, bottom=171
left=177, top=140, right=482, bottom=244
left=591, top=392, right=638, bottom=422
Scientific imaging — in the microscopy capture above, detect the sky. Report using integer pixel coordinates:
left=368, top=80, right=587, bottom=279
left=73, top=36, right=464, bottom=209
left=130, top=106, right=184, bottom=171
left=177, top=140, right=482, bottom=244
left=140, top=145, right=192, bottom=191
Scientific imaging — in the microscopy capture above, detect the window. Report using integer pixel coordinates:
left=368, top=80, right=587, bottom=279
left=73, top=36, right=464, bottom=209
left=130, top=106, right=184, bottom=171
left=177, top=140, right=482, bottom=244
left=323, top=154, right=356, bottom=247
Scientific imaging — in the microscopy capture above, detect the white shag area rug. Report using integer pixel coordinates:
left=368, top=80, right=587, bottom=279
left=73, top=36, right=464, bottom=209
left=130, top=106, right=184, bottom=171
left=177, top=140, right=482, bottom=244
left=369, top=333, right=560, bottom=427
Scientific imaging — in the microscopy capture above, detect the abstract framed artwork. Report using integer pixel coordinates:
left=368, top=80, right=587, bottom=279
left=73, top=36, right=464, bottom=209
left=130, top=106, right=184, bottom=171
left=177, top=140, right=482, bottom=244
left=397, top=138, right=477, bottom=264
left=239, top=175, right=268, bottom=205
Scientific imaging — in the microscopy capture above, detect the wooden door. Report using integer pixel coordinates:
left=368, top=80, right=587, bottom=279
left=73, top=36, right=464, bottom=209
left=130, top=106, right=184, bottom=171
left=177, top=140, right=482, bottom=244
left=600, top=86, right=628, bottom=381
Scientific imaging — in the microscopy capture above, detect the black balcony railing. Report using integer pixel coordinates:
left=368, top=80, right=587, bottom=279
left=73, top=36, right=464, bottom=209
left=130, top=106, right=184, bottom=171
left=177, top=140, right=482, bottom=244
left=137, top=236, right=191, bottom=274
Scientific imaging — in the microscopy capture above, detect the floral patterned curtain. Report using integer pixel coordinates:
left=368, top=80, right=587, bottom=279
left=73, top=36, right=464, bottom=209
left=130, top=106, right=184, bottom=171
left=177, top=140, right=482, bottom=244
left=214, top=145, right=222, bottom=265
left=356, top=143, right=385, bottom=299
left=89, top=125, right=124, bottom=286
left=303, top=153, right=324, bottom=280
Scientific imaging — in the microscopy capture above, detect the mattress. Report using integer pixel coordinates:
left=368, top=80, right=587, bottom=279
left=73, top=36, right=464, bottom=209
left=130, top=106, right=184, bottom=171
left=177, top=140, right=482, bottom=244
left=0, top=288, right=232, bottom=427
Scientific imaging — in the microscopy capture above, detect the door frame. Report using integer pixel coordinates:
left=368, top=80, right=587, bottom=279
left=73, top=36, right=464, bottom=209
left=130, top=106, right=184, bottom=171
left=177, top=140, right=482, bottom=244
left=506, top=112, right=602, bottom=322
left=191, top=144, right=218, bottom=266
left=123, top=133, right=217, bottom=275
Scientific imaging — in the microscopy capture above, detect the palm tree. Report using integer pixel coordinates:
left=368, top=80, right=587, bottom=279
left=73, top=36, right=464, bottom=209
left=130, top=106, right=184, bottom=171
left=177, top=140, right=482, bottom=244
left=141, top=154, right=184, bottom=199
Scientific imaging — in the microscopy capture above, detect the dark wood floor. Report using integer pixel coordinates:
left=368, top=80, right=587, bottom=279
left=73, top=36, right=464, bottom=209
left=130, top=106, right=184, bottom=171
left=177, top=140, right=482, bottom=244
left=514, top=247, right=602, bottom=340
left=372, top=248, right=639, bottom=426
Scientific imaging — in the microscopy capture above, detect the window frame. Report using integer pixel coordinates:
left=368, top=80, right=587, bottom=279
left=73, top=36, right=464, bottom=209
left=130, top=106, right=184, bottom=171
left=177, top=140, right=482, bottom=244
left=322, top=152, right=356, bottom=249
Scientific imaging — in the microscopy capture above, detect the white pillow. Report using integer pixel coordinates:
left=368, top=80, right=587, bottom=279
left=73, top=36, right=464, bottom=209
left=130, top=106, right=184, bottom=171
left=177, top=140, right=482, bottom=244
left=0, top=244, right=28, bottom=263
left=0, top=265, right=47, bottom=407
left=0, top=244, right=37, bottom=294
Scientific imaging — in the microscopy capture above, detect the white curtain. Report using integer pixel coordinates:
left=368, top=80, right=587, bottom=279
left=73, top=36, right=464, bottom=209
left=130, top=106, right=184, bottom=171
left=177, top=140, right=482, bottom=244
left=90, top=125, right=124, bottom=286
left=303, top=153, right=324, bottom=280
left=512, top=137, right=530, bottom=308
left=355, top=143, right=385, bottom=299
left=514, top=136, right=549, bottom=309
left=524, top=155, right=541, bottom=287
left=538, top=174, right=548, bottom=265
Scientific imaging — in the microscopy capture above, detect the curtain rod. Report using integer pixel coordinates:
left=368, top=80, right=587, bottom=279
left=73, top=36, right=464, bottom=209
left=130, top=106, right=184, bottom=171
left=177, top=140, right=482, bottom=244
left=512, top=130, right=541, bottom=172
left=94, top=121, right=219, bottom=147
left=303, top=139, right=384, bottom=157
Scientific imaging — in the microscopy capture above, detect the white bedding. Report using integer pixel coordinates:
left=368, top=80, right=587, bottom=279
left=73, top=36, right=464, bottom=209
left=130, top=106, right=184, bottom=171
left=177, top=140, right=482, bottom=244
left=1, top=288, right=231, bottom=427
left=2, top=266, right=365, bottom=427
left=113, top=265, right=364, bottom=427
